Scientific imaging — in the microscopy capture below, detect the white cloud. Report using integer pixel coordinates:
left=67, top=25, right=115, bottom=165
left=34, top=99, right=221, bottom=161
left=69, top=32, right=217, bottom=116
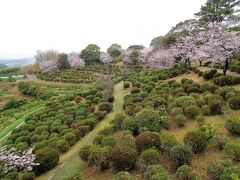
left=0, top=0, right=206, bottom=58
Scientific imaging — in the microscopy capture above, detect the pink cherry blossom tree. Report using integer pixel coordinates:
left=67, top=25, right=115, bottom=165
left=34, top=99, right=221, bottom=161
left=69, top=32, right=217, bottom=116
left=68, top=52, right=85, bottom=70
left=39, top=60, right=58, bottom=73
left=0, top=147, right=39, bottom=173
left=100, top=52, right=113, bottom=64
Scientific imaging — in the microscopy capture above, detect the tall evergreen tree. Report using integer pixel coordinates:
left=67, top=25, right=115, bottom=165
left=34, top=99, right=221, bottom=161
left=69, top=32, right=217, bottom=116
left=195, top=0, right=240, bottom=22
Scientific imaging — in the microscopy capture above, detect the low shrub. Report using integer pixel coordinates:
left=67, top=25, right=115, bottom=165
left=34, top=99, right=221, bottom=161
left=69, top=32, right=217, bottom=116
left=145, top=165, right=169, bottom=180
left=98, top=102, right=113, bottom=113
left=219, top=166, right=240, bottom=180
left=176, top=165, right=198, bottom=180
left=203, top=69, right=217, bottom=80
left=123, top=81, right=130, bottom=89
left=135, top=108, right=161, bottom=132
left=173, top=114, right=187, bottom=126
left=114, top=171, right=135, bottom=180
left=224, top=142, right=240, bottom=161
left=139, top=148, right=161, bottom=166
left=184, top=105, right=200, bottom=119
left=207, top=159, right=233, bottom=180
left=135, top=131, right=161, bottom=153
left=122, top=116, right=139, bottom=134
left=131, top=88, right=140, bottom=94
left=79, top=145, right=92, bottom=161
left=214, top=76, right=232, bottom=86
left=101, top=136, right=116, bottom=147
left=201, top=105, right=211, bottom=115
left=228, top=96, right=240, bottom=110
left=111, top=145, right=138, bottom=171
left=170, top=145, right=192, bottom=170
left=161, top=132, right=179, bottom=153
left=183, top=130, right=208, bottom=154
left=226, top=117, right=240, bottom=135
left=35, top=147, right=60, bottom=174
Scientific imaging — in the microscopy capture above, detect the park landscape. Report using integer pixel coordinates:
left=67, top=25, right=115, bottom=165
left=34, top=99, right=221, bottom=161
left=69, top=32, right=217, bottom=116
left=1, top=0, right=240, bottom=179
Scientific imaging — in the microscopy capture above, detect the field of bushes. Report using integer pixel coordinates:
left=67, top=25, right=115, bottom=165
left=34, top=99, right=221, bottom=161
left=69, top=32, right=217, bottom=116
left=2, top=64, right=240, bottom=179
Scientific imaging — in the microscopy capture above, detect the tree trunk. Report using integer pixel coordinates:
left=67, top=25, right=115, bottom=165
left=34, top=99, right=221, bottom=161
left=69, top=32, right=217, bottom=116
left=199, top=59, right=203, bottom=66
left=223, top=59, right=229, bottom=76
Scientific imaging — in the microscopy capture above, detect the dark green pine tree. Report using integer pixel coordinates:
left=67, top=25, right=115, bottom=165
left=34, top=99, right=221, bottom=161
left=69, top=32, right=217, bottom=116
left=195, top=0, right=240, bottom=22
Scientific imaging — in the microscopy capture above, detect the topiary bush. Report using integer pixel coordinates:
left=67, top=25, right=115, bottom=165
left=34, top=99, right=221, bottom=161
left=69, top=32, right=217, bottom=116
left=224, top=142, right=240, bottom=161
left=176, top=165, right=198, bottom=180
left=203, top=69, right=217, bottom=80
left=111, top=145, right=138, bottom=171
left=101, top=136, right=116, bottom=148
left=139, top=148, right=161, bottom=166
left=135, top=131, right=161, bottom=152
left=98, top=102, right=113, bottom=113
left=184, top=105, right=200, bottom=119
left=122, top=116, right=139, bottom=135
left=173, top=114, right=187, bottom=126
left=123, top=81, right=130, bottom=89
left=229, top=96, right=240, bottom=110
left=145, top=164, right=169, bottom=180
left=170, top=144, right=192, bottom=170
left=207, top=159, right=233, bottom=180
left=135, top=108, right=161, bottom=132
left=161, top=132, right=179, bottom=153
left=226, top=116, right=240, bottom=135
left=79, top=145, right=92, bottom=161
left=35, top=147, right=60, bottom=174
left=183, top=130, right=208, bottom=154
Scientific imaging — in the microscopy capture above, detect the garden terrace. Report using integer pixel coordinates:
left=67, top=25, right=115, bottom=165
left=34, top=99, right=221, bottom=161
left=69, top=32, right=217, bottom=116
left=37, top=69, right=97, bottom=83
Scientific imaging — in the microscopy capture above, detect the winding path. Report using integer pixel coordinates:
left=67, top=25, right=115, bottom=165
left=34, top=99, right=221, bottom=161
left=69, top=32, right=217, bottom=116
left=37, top=81, right=125, bottom=180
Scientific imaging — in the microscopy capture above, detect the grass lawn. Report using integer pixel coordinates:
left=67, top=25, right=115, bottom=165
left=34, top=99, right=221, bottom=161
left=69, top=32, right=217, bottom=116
left=37, top=81, right=126, bottom=180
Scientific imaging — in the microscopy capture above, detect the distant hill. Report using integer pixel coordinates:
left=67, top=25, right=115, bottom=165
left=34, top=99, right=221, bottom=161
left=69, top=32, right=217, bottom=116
left=0, top=63, right=7, bottom=68
left=0, top=58, right=35, bottom=67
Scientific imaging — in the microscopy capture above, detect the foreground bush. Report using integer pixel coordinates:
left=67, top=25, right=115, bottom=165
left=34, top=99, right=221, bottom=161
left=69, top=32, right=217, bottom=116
left=226, top=117, right=240, bottom=135
left=170, top=145, right=192, bottom=170
left=135, top=131, right=161, bottom=152
left=161, top=132, right=178, bottom=153
left=114, top=171, right=135, bottom=180
left=111, top=145, right=137, bottom=170
left=135, top=108, right=160, bottom=132
left=203, top=69, right=217, bottom=80
left=183, top=130, right=208, bottom=154
left=35, top=147, right=60, bottom=174
left=139, top=148, right=161, bottom=166
left=224, top=142, right=240, bottom=161
left=176, top=165, right=198, bottom=180
left=145, top=164, right=169, bottom=180
left=207, top=159, right=233, bottom=180
left=98, top=102, right=113, bottom=113
left=229, top=96, right=240, bottom=110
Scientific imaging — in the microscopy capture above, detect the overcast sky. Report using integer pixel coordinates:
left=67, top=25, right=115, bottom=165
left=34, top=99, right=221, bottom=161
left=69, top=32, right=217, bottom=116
left=0, top=0, right=206, bottom=59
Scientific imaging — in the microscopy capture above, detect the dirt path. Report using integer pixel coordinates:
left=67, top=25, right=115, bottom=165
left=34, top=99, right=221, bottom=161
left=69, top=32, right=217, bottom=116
left=37, top=81, right=125, bottom=180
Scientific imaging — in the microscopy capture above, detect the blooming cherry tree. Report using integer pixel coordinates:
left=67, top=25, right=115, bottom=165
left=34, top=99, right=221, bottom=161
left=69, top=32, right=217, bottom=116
left=68, top=52, right=85, bottom=70
left=100, top=52, right=113, bottom=64
left=39, top=60, right=58, bottom=73
left=0, top=147, right=39, bottom=173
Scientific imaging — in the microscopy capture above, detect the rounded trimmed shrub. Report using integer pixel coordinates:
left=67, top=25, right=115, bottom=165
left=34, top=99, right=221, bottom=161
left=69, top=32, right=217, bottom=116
left=184, top=105, right=200, bottom=119
left=207, top=159, right=233, bottom=180
left=145, top=164, right=169, bottom=180
left=123, top=81, right=130, bottom=89
left=101, top=136, right=116, bottom=147
left=111, top=145, right=138, bottom=171
left=229, top=96, right=240, bottom=110
left=170, top=145, right=192, bottom=170
left=173, top=114, right=187, bottom=126
left=56, top=140, right=70, bottom=153
left=122, top=116, right=138, bottom=134
left=161, top=132, right=178, bottom=153
left=98, top=102, right=113, bottom=113
left=35, top=147, right=60, bottom=174
left=135, top=131, right=161, bottom=152
left=226, top=117, right=240, bottom=135
left=176, top=165, right=198, bottom=180
left=224, top=142, right=240, bottom=161
left=139, top=148, right=161, bottom=166
left=135, top=108, right=160, bottom=132
left=183, top=130, right=208, bottom=154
